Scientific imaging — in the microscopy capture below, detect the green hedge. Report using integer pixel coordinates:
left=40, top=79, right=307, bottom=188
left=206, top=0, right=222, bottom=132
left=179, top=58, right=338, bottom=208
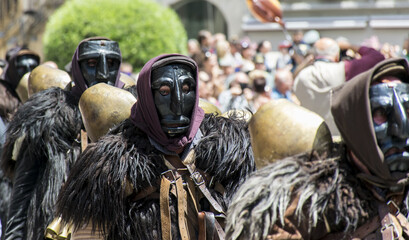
left=43, top=0, right=187, bottom=70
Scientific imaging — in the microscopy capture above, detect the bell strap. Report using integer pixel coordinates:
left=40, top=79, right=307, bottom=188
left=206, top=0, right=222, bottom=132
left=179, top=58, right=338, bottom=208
left=396, top=213, right=409, bottom=238
left=160, top=176, right=172, bottom=240
left=184, top=151, right=226, bottom=215
left=198, top=212, right=207, bottom=240
left=184, top=150, right=226, bottom=240
left=378, top=202, right=403, bottom=240
left=176, top=177, right=190, bottom=240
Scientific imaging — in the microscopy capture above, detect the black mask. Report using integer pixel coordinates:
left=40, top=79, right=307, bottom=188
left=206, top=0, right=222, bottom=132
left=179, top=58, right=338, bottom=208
left=370, top=82, right=409, bottom=172
left=78, top=40, right=121, bottom=87
left=15, top=55, right=39, bottom=81
left=151, top=64, right=196, bottom=137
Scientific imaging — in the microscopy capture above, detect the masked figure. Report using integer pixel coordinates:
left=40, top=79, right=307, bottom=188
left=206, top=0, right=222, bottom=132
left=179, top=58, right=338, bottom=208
left=0, top=48, right=40, bottom=122
left=56, top=54, right=255, bottom=239
left=1, top=37, right=124, bottom=240
left=0, top=48, right=40, bottom=237
left=226, top=58, right=409, bottom=240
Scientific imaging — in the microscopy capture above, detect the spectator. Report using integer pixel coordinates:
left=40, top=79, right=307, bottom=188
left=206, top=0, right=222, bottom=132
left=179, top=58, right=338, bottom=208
left=240, top=39, right=255, bottom=73
left=276, top=40, right=293, bottom=70
left=256, top=40, right=277, bottom=73
left=293, top=37, right=385, bottom=136
left=272, top=68, right=299, bottom=104
left=197, top=29, right=214, bottom=54
left=219, top=55, right=236, bottom=86
left=218, top=72, right=253, bottom=113
left=198, top=71, right=220, bottom=107
left=251, top=55, right=275, bottom=90
left=229, top=36, right=244, bottom=72
left=248, top=69, right=271, bottom=111
left=120, top=62, right=133, bottom=76
left=187, top=38, right=200, bottom=58
left=289, top=30, right=310, bottom=72
left=216, top=39, right=233, bottom=63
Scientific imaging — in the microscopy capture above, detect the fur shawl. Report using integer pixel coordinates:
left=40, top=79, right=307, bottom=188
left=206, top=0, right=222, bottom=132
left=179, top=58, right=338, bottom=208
left=226, top=152, right=409, bottom=240
left=1, top=87, right=82, bottom=240
left=57, top=113, right=255, bottom=239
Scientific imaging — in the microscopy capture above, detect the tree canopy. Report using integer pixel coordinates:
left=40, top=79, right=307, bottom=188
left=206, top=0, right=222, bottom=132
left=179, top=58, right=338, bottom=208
left=43, top=0, right=188, bottom=70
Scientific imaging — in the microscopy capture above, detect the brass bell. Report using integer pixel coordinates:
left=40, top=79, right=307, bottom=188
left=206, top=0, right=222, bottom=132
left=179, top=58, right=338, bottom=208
left=15, top=72, right=30, bottom=103
left=28, top=64, right=71, bottom=98
left=249, top=99, right=333, bottom=168
left=79, top=83, right=137, bottom=142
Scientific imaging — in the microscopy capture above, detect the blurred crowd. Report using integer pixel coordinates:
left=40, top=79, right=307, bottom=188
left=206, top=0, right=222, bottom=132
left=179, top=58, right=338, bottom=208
left=185, top=29, right=409, bottom=115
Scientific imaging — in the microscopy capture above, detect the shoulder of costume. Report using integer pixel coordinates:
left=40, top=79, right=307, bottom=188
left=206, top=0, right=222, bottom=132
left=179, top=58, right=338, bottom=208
left=195, top=113, right=255, bottom=198
left=56, top=118, right=167, bottom=230
left=227, top=154, right=371, bottom=239
left=2, top=87, right=82, bottom=175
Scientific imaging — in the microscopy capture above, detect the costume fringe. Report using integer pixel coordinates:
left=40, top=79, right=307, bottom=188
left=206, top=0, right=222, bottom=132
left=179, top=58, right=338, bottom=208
left=195, top=113, right=255, bottom=204
left=2, top=87, right=82, bottom=239
left=226, top=152, right=379, bottom=240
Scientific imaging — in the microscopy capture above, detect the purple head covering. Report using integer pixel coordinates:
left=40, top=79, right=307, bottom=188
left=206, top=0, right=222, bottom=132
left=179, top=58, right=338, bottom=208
left=130, top=54, right=205, bottom=153
left=70, top=37, right=123, bottom=97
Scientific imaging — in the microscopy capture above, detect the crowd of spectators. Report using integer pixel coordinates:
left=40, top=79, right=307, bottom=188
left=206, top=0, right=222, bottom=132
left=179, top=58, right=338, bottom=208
left=188, top=29, right=409, bottom=117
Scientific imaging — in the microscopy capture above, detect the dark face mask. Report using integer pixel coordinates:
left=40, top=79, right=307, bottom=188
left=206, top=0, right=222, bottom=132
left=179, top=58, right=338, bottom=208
left=78, top=40, right=121, bottom=87
left=15, top=55, right=39, bottom=81
left=370, top=82, right=409, bottom=172
left=151, top=64, right=196, bottom=137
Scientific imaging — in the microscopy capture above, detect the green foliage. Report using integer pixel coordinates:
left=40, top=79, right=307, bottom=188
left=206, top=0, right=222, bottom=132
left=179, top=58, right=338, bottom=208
left=43, top=0, right=188, bottom=70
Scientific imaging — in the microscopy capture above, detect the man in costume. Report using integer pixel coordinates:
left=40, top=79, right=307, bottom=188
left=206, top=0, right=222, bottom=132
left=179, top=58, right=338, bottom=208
left=0, top=47, right=40, bottom=238
left=226, top=57, right=409, bottom=239
left=56, top=53, right=255, bottom=239
left=0, top=47, right=40, bottom=130
left=1, top=37, right=123, bottom=240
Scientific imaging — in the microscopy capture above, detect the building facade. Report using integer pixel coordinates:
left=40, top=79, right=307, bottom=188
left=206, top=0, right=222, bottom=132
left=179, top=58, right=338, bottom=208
left=1, top=0, right=409, bottom=60
left=0, top=0, right=64, bottom=59
left=158, top=0, right=409, bottom=50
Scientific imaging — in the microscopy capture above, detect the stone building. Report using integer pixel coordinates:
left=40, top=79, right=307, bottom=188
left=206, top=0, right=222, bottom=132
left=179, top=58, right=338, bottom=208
left=0, top=0, right=64, bottom=59
left=160, top=0, right=409, bottom=51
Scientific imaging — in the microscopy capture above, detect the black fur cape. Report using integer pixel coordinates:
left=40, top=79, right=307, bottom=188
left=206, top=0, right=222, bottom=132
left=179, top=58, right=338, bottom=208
left=225, top=151, right=409, bottom=240
left=56, top=113, right=255, bottom=239
left=1, top=87, right=82, bottom=240
left=0, top=80, right=21, bottom=239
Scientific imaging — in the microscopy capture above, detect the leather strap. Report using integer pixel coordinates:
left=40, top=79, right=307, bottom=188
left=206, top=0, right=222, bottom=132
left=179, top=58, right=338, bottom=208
left=378, top=202, right=403, bottom=240
left=160, top=177, right=172, bottom=240
left=214, top=217, right=226, bottom=240
left=81, top=129, right=88, bottom=152
left=184, top=158, right=225, bottom=215
left=198, top=212, right=206, bottom=240
left=184, top=150, right=226, bottom=240
left=176, top=177, right=189, bottom=240
left=320, top=216, right=380, bottom=240
left=396, top=213, right=409, bottom=238
left=204, top=212, right=216, bottom=239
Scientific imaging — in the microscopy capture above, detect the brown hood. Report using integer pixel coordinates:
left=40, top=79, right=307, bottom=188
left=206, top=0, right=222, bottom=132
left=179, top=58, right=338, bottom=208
left=331, top=58, right=409, bottom=187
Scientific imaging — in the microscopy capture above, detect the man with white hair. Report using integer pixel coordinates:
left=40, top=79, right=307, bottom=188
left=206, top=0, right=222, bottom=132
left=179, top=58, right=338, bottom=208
left=293, top=37, right=384, bottom=136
